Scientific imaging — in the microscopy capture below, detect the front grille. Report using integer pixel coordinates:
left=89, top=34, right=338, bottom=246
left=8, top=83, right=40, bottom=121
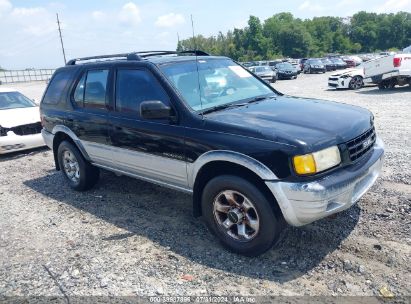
left=346, top=127, right=376, bottom=161
left=329, top=77, right=339, bottom=81
left=10, top=122, right=42, bottom=136
left=328, top=83, right=338, bottom=87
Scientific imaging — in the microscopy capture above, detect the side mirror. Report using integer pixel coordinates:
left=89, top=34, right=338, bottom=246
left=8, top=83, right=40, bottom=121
left=140, top=100, right=173, bottom=120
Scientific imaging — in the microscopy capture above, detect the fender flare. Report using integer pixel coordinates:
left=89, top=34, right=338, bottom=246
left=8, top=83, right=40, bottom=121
left=187, top=150, right=278, bottom=189
left=51, top=125, right=91, bottom=162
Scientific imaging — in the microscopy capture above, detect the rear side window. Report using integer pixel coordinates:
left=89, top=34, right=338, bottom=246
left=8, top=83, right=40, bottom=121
left=73, top=69, right=109, bottom=109
left=43, top=70, right=75, bottom=104
left=115, top=69, right=170, bottom=115
left=73, top=73, right=86, bottom=104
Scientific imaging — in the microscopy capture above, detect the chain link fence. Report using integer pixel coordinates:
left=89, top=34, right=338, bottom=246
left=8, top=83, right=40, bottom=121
left=0, top=69, right=55, bottom=84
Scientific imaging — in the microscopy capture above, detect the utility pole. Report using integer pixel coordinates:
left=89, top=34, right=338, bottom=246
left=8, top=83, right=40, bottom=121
left=56, top=13, right=66, bottom=64
left=177, top=32, right=181, bottom=51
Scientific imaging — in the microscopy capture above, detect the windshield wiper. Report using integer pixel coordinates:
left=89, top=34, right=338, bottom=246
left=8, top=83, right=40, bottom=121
left=201, top=103, right=241, bottom=114
left=246, top=95, right=276, bottom=104
left=202, top=95, right=276, bottom=114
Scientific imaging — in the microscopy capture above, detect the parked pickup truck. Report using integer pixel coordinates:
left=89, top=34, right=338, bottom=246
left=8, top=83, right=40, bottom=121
left=40, top=50, right=384, bottom=256
left=363, top=50, right=411, bottom=89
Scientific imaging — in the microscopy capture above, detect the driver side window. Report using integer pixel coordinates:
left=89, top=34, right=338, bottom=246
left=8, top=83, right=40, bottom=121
left=115, top=69, right=170, bottom=116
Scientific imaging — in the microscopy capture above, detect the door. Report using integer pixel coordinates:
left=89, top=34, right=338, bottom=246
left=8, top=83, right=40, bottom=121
left=69, top=68, right=112, bottom=166
left=109, top=67, right=188, bottom=189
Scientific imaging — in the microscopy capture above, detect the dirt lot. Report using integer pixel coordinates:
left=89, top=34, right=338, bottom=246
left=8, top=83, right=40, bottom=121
left=0, top=73, right=410, bottom=299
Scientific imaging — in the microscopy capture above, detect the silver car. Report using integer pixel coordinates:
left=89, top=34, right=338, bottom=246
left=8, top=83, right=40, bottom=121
left=249, top=66, right=277, bottom=83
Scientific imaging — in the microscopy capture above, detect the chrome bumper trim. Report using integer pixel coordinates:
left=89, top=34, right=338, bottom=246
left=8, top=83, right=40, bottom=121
left=266, top=137, right=384, bottom=226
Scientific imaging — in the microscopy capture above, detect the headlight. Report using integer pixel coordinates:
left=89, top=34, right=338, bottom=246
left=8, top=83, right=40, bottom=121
left=293, top=146, right=341, bottom=175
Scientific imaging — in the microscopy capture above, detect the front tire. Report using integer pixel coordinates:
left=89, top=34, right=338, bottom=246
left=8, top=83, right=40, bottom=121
left=57, top=141, right=100, bottom=191
left=201, top=175, right=283, bottom=256
left=349, top=76, right=364, bottom=90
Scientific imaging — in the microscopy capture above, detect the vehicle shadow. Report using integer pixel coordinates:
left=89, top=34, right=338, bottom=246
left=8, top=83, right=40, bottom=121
left=24, top=170, right=360, bottom=283
left=0, top=146, right=49, bottom=162
left=356, top=85, right=411, bottom=95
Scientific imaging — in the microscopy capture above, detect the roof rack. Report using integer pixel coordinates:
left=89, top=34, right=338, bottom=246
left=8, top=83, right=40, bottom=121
left=66, top=50, right=210, bottom=65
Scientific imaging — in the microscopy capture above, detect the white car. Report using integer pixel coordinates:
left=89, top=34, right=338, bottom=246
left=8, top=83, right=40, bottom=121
left=0, top=88, right=45, bottom=154
left=328, top=67, right=364, bottom=90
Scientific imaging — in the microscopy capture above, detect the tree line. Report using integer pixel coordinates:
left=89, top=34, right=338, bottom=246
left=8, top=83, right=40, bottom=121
left=176, top=11, right=411, bottom=61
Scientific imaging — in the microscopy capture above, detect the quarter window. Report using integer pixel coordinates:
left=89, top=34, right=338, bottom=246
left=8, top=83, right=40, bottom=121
left=115, top=69, right=170, bottom=115
left=43, top=70, right=75, bottom=104
left=73, top=73, right=86, bottom=105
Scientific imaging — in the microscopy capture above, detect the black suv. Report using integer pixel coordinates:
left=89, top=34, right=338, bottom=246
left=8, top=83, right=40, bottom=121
left=40, top=51, right=384, bottom=256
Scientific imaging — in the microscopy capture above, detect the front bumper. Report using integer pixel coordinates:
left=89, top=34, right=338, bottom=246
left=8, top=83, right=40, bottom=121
left=0, top=132, right=45, bottom=154
left=308, top=67, right=326, bottom=72
left=266, top=137, right=384, bottom=226
left=259, top=75, right=275, bottom=82
left=328, top=77, right=350, bottom=89
left=278, top=72, right=297, bottom=79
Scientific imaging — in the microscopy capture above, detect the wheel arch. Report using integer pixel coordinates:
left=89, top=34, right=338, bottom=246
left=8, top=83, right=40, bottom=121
left=189, top=151, right=280, bottom=218
left=51, top=125, right=90, bottom=170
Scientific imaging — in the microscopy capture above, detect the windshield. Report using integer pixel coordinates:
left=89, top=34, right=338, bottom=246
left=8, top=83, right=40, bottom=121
left=276, top=63, right=293, bottom=69
left=309, top=59, right=323, bottom=65
left=160, top=59, right=275, bottom=111
left=0, top=91, right=36, bottom=110
left=255, top=66, right=271, bottom=73
left=331, top=58, right=344, bottom=63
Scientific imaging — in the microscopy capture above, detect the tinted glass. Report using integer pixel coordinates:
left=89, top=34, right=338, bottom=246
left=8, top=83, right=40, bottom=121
left=0, top=92, right=36, bottom=110
left=84, top=69, right=108, bottom=108
left=73, top=73, right=86, bottom=105
left=43, top=71, right=73, bottom=104
left=115, top=69, right=170, bottom=115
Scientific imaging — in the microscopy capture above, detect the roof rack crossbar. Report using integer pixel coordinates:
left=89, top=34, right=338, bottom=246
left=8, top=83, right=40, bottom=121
left=137, top=50, right=210, bottom=58
left=66, top=50, right=210, bottom=65
left=66, top=53, right=142, bottom=65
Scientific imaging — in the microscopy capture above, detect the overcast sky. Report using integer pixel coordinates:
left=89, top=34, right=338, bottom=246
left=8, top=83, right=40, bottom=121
left=1, top=0, right=410, bottom=69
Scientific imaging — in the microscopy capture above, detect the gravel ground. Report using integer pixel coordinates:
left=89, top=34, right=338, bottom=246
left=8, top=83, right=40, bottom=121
left=0, top=74, right=410, bottom=299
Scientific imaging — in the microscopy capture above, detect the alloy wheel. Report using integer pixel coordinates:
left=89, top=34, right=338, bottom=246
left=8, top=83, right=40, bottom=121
left=350, top=76, right=363, bottom=89
left=62, top=149, right=80, bottom=183
left=213, top=190, right=260, bottom=241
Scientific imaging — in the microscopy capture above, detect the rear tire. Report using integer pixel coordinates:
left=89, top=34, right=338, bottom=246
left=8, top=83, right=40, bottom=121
left=201, top=175, right=283, bottom=256
left=378, top=79, right=396, bottom=90
left=57, top=141, right=100, bottom=191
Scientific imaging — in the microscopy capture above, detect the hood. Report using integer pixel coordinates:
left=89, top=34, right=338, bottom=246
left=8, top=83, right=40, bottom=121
left=0, top=106, right=40, bottom=128
left=204, top=96, right=372, bottom=154
left=278, top=67, right=295, bottom=72
left=256, top=71, right=274, bottom=76
left=332, top=68, right=364, bottom=77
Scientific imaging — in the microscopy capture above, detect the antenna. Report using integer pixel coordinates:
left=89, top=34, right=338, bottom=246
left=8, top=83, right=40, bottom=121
left=191, top=15, right=197, bottom=50
left=191, top=14, right=203, bottom=115
left=56, top=13, right=67, bottom=64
